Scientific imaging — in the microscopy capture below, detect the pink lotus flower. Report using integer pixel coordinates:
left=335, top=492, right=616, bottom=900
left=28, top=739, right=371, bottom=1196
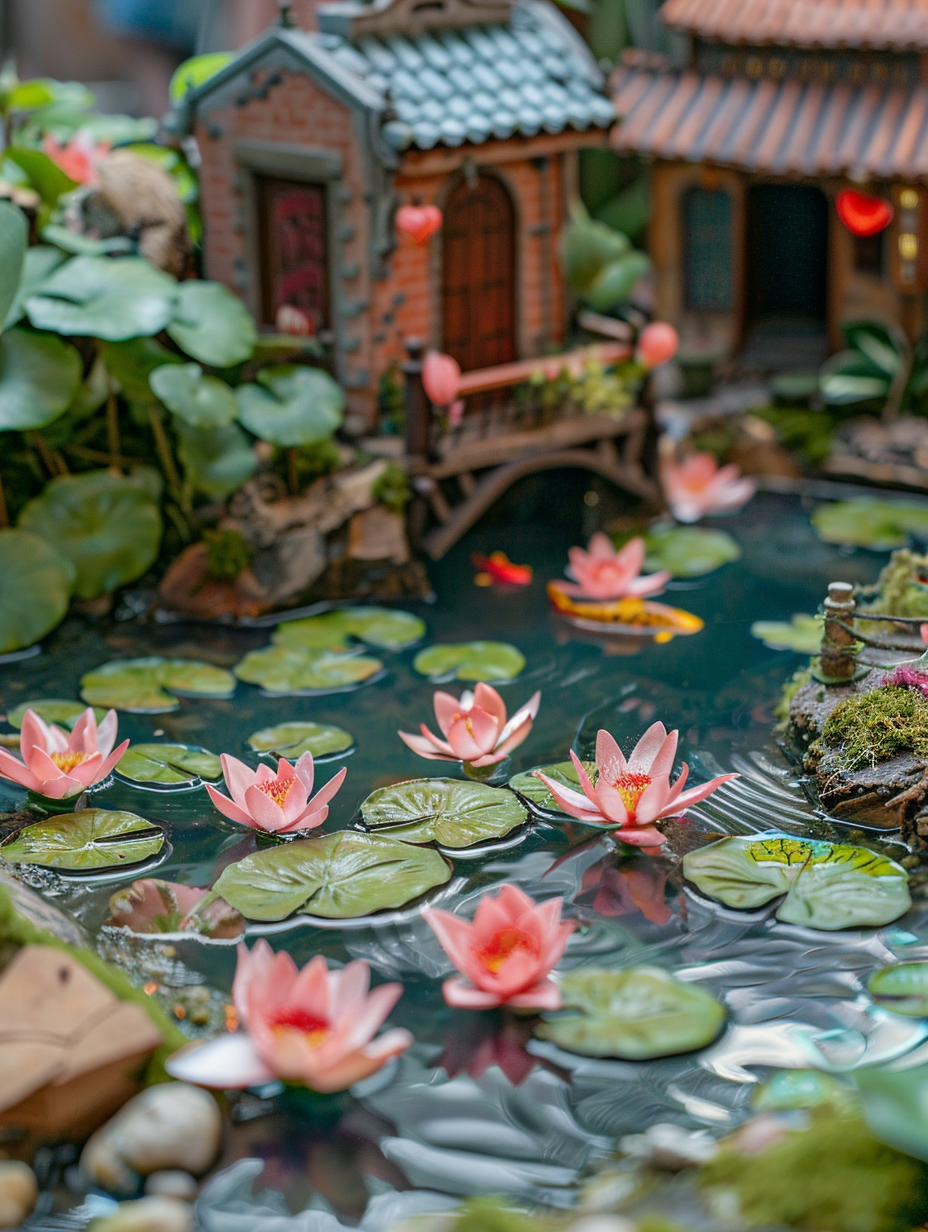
left=43, top=130, right=110, bottom=186
left=399, top=683, right=540, bottom=768
left=0, top=707, right=128, bottom=799
left=166, top=940, right=412, bottom=1093
left=106, top=878, right=244, bottom=939
left=660, top=451, right=756, bottom=523
left=552, top=533, right=670, bottom=602
left=206, top=753, right=347, bottom=835
left=535, top=724, right=738, bottom=847
left=424, top=884, right=575, bottom=1010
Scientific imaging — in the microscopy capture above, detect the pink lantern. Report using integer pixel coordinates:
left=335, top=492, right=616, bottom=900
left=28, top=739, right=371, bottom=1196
left=636, top=322, right=679, bottom=369
left=422, top=350, right=461, bottom=406
left=396, top=204, right=443, bottom=245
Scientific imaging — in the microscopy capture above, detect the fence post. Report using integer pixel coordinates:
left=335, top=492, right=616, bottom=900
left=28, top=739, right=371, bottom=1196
left=820, top=581, right=857, bottom=681
left=402, top=337, right=431, bottom=549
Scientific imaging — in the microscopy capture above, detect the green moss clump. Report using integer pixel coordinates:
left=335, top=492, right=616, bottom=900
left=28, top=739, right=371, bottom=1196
left=822, top=685, right=928, bottom=770
left=700, top=1109, right=928, bottom=1232
left=203, top=528, right=254, bottom=580
left=372, top=462, right=412, bottom=513
left=452, top=1200, right=539, bottom=1232
left=864, top=549, right=928, bottom=619
left=753, top=406, right=838, bottom=467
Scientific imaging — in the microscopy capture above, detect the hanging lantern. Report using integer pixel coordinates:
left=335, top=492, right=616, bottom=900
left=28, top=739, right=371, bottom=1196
left=422, top=350, right=461, bottom=406
left=836, top=189, right=894, bottom=238
left=636, top=322, right=679, bottom=369
left=396, top=204, right=443, bottom=245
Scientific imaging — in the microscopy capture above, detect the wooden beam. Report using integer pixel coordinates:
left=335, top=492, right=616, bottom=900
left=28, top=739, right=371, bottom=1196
left=398, top=130, right=611, bottom=180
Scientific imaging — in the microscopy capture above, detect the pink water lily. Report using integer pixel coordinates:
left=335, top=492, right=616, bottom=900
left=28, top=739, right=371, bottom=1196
left=0, top=707, right=128, bottom=799
left=551, top=534, right=670, bottom=602
left=206, top=753, right=346, bottom=834
left=660, top=450, right=756, bottom=523
left=44, top=130, right=110, bottom=186
left=166, top=940, right=412, bottom=1093
left=399, top=683, right=540, bottom=768
left=425, top=884, right=575, bottom=1010
left=535, top=724, right=738, bottom=847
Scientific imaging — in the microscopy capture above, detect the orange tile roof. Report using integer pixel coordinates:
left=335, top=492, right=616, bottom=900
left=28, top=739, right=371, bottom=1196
left=661, top=0, right=928, bottom=52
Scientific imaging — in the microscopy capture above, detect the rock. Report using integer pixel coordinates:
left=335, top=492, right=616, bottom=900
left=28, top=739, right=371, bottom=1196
left=144, top=1172, right=199, bottom=1203
left=0, top=1161, right=37, bottom=1229
left=252, top=526, right=327, bottom=605
left=348, top=506, right=410, bottom=564
left=619, top=1121, right=719, bottom=1170
left=157, top=544, right=269, bottom=620
left=567, top=1219, right=636, bottom=1232
left=89, top=1196, right=194, bottom=1232
left=81, top=1084, right=222, bottom=1196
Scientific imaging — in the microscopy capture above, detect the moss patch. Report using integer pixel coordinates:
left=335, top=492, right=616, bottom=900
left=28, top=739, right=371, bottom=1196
left=863, top=549, right=928, bottom=619
left=822, top=685, right=928, bottom=770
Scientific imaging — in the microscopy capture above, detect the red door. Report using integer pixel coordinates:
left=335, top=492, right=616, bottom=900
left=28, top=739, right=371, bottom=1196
left=258, top=177, right=330, bottom=334
left=442, top=176, right=516, bottom=372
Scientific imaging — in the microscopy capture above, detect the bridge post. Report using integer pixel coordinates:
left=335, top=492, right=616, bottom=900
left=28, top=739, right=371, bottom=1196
left=402, top=337, right=431, bottom=549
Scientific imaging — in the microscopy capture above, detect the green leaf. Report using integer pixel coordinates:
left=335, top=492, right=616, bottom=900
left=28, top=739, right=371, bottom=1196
left=583, top=250, right=650, bottom=312
left=1, top=808, right=164, bottom=872
left=150, top=362, right=239, bottom=428
left=0, top=199, right=27, bottom=326
left=116, top=743, right=222, bottom=787
left=7, top=699, right=105, bottom=730
left=247, top=721, right=354, bottom=760
left=842, top=321, right=904, bottom=378
left=753, top=1070, right=849, bottom=1112
left=559, top=199, right=630, bottom=293
left=209, top=830, right=451, bottom=921
left=509, top=760, right=597, bottom=818
left=644, top=526, right=741, bottom=577
left=4, top=244, right=64, bottom=329
left=167, top=281, right=257, bottom=367
left=80, top=657, right=236, bottom=713
left=3, top=147, right=76, bottom=206
left=273, top=607, right=426, bottom=653
left=413, top=641, right=525, bottom=682
left=169, top=52, right=233, bottom=103
left=812, top=500, right=928, bottom=549
left=750, top=613, right=823, bottom=653
left=26, top=255, right=176, bottom=340
left=18, top=470, right=162, bottom=600
left=682, top=834, right=911, bottom=930
left=234, top=645, right=383, bottom=695
left=102, top=337, right=182, bottom=404
left=175, top=420, right=257, bottom=500
left=0, top=328, right=83, bottom=431
left=867, top=963, right=928, bottom=1017
left=855, top=1061, right=928, bottom=1161
left=536, top=966, right=726, bottom=1060
left=0, top=529, right=74, bottom=654
left=41, top=225, right=133, bottom=257
left=820, top=373, right=890, bottom=404
left=236, top=364, right=345, bottom=447
left=360, top=778, right=528, bottom=848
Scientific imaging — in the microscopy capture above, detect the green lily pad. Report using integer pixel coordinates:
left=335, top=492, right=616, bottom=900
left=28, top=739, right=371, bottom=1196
left=644, top=526, right=741, bottom=577
left=273, top=607, right=426, bottom=653
left=149, top=362, right=239, bottom=428
left=116, top=744, right=222, bottom=787
left=751, top=613, right=823, bottom=653
left=7, top=699, right=106, bottom=730
left=536, top=966, right=726, bottom=1059
left=0, top=529, right=74, bottom=654
left=1, top=808, right=165, bottom=872
left=867, top=963, right=928, bottom=1017
left=509, top=760, right=597, bottom=818
left=413, top=641, right=526, bottom=682
left=753, top=1070, right=849, bottom=1112
left=175, top=420, right=257, bottom=500
left=247, top=721, right=354, bottom=760
left=208, top=830, right=450, bottom=921
left=26, top=255, right=177, bottom=340
left=81, top=657, right=236, bottom=713
left=167, top=280, right=257, bottom=368
left=236, top=364, right=345, bottom=447
left=360, top=778, right=528, bottom=848
left=234, top=645, right=383, bottom=695
left=812, top=500, right=928, bottom=550
left=0, top=327, right=82, bottom=431
left=18, top=470, right=162, bottom=600
left=682, top=834, right=911, bottom=930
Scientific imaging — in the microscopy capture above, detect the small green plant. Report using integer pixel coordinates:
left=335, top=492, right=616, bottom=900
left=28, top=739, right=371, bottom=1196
left=203, top=528, right=254, bottom=580
left=273, top=438, right=342, bottom=490
left=372, top=462, right=412, bottom=513
left=378, top=362, right=404, bottom=434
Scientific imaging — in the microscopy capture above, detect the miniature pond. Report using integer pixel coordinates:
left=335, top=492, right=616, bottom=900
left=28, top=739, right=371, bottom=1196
left=4, top=478, right=928, bottom=1224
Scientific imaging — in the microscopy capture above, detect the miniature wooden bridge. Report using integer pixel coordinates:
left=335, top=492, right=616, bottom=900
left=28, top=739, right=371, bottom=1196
left=401, top=338, right=659, bottom=559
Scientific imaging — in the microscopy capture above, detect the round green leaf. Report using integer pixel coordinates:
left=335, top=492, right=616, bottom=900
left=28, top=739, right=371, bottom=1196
left=0, top=529, right=73, bottom=654
left=0, top=327, right=83, bottom=431
left=175, top=420, right=257, bottom=500
left=584, top=250, right=650, bottom=312
left=0, top=199, right=27, bottom=326
left=867, top=964, right=928, bottom=1017
left=247, top=721, right=354, bottom=760
left=18, top=470, right=162, bottom=600
left=413, top=641, right=525, bottom=682
left=150, top=362, right=239, bottom=428
left=234, top=645, right=383, bottom=695
left=169, top=52, right=234, bottom=103
left=236, top=364, right=345, bottom=447
left=274, top=607, right=425, bottom=653
left=509, top=760, right=597, bottom=819
left=5, top=245, right=66, bottom=329
left=812, top=500, right=928, bottom=550
left=750, top=614, right=823, bottom=653
left=683, top=834, right=911, bottom=930
left=26, top=255, right=177, bottom=340
left=560, top=201, right=630, bottom=293
left=4, top=148, right=76, bottom=207
left=116, top=744, right=222, bottom=787
left=1, top=808, right=164, bottom=872
left=81, top=657, right=236, bottom=712
left=536, top=966, right=726, bottom=1060
left=360, top=778, right=528, bottom=848
left=167, top=281, right=257, bottom=368
left=7, top=699, right=105, bottom=730
left=644, top=526, right=741, bottom=577
left=103, top=337, right=182, bottom=405
left=209, top=830, right=451, bottom=921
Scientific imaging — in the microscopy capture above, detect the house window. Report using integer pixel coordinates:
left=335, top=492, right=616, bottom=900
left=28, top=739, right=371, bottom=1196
left=256, top=177, right=330, bottom=333
left=854, top=231, right=884, bottom=276
left=683, top=187, right=733, bottom=311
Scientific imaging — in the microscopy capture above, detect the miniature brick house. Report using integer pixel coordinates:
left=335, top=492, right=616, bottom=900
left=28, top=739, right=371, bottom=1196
left=610, top=0, right=928, bottom=368
left=177, top=0, right=615, bottom=423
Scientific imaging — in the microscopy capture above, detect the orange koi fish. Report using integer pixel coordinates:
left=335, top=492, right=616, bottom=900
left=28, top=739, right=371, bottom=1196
left=473, top=552, right=533, bottom=587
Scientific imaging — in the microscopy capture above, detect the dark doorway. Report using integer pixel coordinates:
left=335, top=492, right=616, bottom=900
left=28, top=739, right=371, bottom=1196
left=257, top=177, right=330, bottom=334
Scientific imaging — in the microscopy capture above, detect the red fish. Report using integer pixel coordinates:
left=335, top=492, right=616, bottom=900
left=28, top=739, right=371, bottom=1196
left=472, top=551, right=533, bottom=587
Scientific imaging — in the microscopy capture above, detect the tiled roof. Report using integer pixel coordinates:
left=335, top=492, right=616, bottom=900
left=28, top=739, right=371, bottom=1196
left=612, top=64, right=928, bottom=180
left=660, top=0, right=928, bottom=52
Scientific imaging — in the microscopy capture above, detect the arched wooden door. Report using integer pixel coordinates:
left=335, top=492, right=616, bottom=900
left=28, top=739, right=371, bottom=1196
left=442, top=176, right=517, bottom=372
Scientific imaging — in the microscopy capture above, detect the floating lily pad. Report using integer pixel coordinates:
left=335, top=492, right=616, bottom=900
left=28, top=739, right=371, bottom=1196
left=208, top=830, right=450, bottom=921
left=812, top=500, right=928, bottom=550
left=682, top=834, right=911, bottom=930
left=0, top=529, right=74, bottom=654
left=413, top=641, right=525, bottom=682
left=509, top=760, right=597, bottom=818
left=81, top=657, right=236, bottom=712
left=536, top=966, right=726, bottom=1059
left=273, top=607, right=425, bottom=653
left=247, top=721, right=354, bottom=761
left=867, top=963, right=928, bottom=1017
left=116, top=744, right=222, bottom=787
left=644, top=526, right=741, bottom=577
left=360, top=778, right=528, bottom=848
left=234, top=645, right=383, bottom=695
left=7, top=699, right=106, bottom=730
left=751, top=613, right=823, bottom=653
left=2, top=808, right=164, bottom=872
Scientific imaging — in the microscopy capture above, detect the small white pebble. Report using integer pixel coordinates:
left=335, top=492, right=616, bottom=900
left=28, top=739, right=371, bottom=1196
left=0, top=1160, right=37, bottom=1230
left=143, top=1171, right=199, bottom=1203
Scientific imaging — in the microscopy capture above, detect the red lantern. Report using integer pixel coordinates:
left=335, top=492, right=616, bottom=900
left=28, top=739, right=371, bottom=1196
left=836, top=189, right=894, bottom=238
left=422, top=350, right=461, bottom=406
left=636, top=322, right=679, bottom=369
left=396, top=204, right=443, bottom=246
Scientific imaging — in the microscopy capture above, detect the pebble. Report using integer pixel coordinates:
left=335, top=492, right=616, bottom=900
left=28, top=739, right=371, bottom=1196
left=88, top=1196, right=193, bottom=1232
left=81, top=1084, right=222, bottom=1196
left=0, top=1161, right=37, bottom=1230
left=567, top=1219, right=636, bottom=1232
left=144, top=1172, right=199, bottom=1203
left=619, top=1122, right=719, bottom=1170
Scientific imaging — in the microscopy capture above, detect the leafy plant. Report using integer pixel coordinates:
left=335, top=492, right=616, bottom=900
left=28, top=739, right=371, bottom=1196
left=559, top=199, right=650, bottom=313
left=819, top=321, right=928, bottom=417
left=0, top=527, right=73, bottom=653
